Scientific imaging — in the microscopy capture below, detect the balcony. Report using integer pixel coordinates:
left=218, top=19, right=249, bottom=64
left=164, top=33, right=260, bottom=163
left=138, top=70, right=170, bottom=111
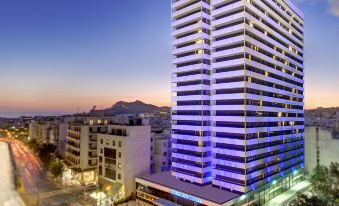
left=89, top=136, right=97, bottom=142
left=66, top=135, right=80, bottom=142
left=66, top=142, right=80, bottom=151
left=66, top=150, right=80, bottom=158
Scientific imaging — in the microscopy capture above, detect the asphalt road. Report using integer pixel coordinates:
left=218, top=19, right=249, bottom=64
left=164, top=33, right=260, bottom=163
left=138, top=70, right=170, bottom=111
left=0, top=141, right=25, bottom=206
left=2, top=139, right=86, bottom=206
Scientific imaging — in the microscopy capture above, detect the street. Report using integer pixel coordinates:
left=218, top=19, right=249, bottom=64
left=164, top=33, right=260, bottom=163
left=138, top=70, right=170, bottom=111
left=0, top=139, right=86, bottom=206
left=0, top=141, right=25, bottom=206
left=6, top=139, right=58, bottom=195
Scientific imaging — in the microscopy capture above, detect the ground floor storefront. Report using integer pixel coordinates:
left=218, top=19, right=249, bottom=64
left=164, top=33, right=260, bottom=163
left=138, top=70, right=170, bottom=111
left=135, top=169, right=305, bottom=206
left=241, top=171, right=305, bottom=206
left=61, top=166, right=97, bottom=187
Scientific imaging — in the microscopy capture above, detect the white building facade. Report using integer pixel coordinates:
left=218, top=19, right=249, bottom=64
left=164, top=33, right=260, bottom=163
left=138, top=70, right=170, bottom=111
left=97, top=124, right=151, bottom=202
left=64, top=118, right=108, bottom=185
left=171, top=0, right=304, bottom=194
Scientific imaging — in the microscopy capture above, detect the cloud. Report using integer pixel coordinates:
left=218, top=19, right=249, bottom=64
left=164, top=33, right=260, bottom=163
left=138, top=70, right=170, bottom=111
left=329, top=0, right=339, bottom=16
left=295, top=0, right=339, bottom=17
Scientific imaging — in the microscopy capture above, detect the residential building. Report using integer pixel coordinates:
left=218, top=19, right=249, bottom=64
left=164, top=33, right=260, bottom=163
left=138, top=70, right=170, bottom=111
left=304, top=126, right=339, bottom=173
left=57, top=116, right=77, bottom=159
left=64, top=118, right=108, bottom=185
left=151, top=129, right=171, bottom=173
left=97, top=123, right=151, bottom=202
left=29, top=119, right=59, bottom=145
left=137, top=0, right=305, bottom=205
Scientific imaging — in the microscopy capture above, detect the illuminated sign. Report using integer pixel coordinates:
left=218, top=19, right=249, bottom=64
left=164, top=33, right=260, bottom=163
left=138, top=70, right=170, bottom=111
left=170, top=190, right=203, bottom=204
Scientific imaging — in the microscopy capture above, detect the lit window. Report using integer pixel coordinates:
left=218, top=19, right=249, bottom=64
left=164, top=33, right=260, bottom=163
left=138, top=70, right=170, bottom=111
left=196, top=39, right=203, bottom=44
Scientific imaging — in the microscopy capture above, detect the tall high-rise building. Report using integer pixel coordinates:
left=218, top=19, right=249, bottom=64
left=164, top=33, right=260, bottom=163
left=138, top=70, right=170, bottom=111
left=171, top=0, right=304, bottom=194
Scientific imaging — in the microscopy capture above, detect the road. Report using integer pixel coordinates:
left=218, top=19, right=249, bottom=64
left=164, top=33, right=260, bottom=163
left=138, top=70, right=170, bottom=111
left=8, top=139, right=57, bottom=195
left=0, top=141, right=25, bottom=206
left=1, top=139, right=87, bottom=206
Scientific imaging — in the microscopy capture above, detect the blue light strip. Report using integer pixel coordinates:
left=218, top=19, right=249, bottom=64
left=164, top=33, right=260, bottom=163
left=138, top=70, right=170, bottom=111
left=170, top=190, right=203, bottom=204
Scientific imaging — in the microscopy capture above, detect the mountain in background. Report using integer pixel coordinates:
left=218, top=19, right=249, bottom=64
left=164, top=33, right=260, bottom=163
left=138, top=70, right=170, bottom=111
left=89, top=100, right=169, bottom=116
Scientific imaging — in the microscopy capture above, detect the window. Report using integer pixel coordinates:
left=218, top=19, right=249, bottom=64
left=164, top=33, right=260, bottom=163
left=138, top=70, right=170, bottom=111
left=118, top=141, right=122, bottom=147
left=100, top=139, right=103, bottom=144
left=100, top=149, right=103, bottom=154
left=113, top=141, right=115, bottom=146
left=104, top=148, right=116, bottom=159
left=105, top=168, right=116, bottom=180
left=118, top=152, right=121, bottom=158
left=118, top=163, right=122, bottom=169
left=106, top=140, right=109, bottom=145
left=118, top=174, right=121, bottom=180
left=99, top=166, right=102, bottom=176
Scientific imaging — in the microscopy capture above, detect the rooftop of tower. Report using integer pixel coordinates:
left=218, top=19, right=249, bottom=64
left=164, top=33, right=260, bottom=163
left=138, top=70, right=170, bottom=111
left=283, top=0, right=304, bottom=19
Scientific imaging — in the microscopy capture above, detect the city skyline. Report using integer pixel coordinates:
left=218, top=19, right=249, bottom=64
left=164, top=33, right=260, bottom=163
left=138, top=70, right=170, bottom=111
left=1, top=0, right=339, bottom=118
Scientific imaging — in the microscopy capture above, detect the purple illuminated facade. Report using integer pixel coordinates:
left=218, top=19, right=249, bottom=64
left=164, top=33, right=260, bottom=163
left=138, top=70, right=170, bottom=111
left=171, top=0, right=304, bottom=194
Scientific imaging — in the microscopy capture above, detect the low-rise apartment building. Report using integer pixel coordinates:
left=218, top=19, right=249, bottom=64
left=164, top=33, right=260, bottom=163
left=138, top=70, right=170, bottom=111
left=151, top=129, right=171, bottom=173
left=29, top=119, right=59, bottom=145
left=64, top=118, right=108, bottom=185
left=97, top=123, right=151, bottom=202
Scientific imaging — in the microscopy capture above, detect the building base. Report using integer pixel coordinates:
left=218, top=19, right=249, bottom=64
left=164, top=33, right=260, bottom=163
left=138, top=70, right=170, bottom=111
left=135, top=169, right=305, bottom=206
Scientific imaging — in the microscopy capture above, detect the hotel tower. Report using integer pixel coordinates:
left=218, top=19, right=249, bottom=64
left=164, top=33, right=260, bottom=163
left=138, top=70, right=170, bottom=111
left=171, top=0, right=304, bottom=194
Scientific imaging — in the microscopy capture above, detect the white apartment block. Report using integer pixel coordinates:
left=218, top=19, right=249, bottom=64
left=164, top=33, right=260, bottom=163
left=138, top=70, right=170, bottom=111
left=171, top=0, right=304, bottom=195
left=29, top=119, right=59, bottom=145
left=64, top=118, right=108, bottom=185
left=97, top=124, right=151, bottom=202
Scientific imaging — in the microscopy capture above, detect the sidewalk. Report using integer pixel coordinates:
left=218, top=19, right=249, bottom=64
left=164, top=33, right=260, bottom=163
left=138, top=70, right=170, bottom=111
left=263, top=180, right=311, bottom=206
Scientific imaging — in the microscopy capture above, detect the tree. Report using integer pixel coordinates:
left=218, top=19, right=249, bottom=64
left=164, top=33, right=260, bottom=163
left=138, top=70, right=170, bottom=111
left=49, top=159, right=64, bottom=179
left=38, top=144, right=57, bottom=168
left=309, top=163, right=339, bottom=205
left=295, top=192, right=326, bottom=206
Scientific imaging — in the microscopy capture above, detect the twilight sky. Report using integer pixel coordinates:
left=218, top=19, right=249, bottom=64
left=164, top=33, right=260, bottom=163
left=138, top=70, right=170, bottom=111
left=0, top=0, right=338, bottom=117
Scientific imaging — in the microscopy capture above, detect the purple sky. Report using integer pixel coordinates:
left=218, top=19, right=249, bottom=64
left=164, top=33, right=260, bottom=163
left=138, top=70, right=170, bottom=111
left=0, top=0, right=338, bottom=117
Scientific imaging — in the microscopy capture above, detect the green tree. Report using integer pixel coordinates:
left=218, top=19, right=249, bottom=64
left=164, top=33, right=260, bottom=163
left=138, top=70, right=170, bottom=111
left=38, top=143, right=56, bottom=167
left=309, top=163, right=339, bottom=205
left=295, top=192, right=326, bottom=206
left=49, top=159, right=64, bottom=179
